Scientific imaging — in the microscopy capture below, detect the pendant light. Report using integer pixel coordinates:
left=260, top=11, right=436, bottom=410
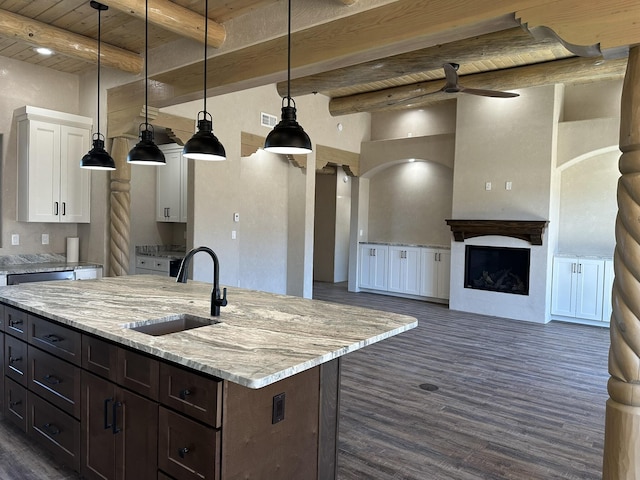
left=81, top=1, right=115, bottom=170
left=127, top=0, right=166, bottom=165
left=182, top=0, right=225, bottom=161
left=264, top=0, right=312, bottom=155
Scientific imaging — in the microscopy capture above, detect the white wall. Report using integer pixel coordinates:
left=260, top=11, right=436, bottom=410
left=335, top=167, right=351, bottom=282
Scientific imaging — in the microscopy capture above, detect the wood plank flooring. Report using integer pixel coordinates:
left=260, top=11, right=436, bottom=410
left=312, top=281, right=609, bottom=480
left=0, top=282, right=609, bottom=479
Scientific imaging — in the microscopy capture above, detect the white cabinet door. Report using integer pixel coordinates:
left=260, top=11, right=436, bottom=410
left=575, top=258, right=604, bottom=321
left=551, top=257, right=577, bottom=317
left=157, top=144, right=186, bottom=223
left=60, top=125, right=91, bottom=223
left=359, top=244, right=388, bottom=291
left=603, top=259, right=614, bottom=323
left=388, top=246, right=420, bottom=295
left=75, top=267, right=103, bottom=280
left=421, top=248, right=450, bottom=299
left=16, top=107, right=92, bottom=223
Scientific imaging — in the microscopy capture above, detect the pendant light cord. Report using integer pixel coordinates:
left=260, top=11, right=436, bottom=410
left=203, top=0, right=208, bottom=114
left=286, top=0, right=291, bottom=107
left=96, top=7, right=101, bottom=135
left=145, top=0, right=149, bottom=126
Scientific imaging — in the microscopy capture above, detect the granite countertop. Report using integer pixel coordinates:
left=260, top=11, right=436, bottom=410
left=360, top=241, right=450, bottom=249
left=0, top=275, right=417, bottom=389
left=136, top=245, right=186, bottom=260
left=0, top=253, right=101, bottom=275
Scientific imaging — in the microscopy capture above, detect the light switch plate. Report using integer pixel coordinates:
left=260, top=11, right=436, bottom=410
left=11, top=234, right=19, bottom=246
left=42, top=233, right=49, bottom=245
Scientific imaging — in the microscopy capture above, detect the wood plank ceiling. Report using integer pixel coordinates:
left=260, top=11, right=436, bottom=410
left=0, top=0, right=631, bottom=114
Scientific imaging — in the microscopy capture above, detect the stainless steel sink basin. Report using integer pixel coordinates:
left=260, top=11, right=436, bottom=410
left=123, top=314, right=220, bottom=336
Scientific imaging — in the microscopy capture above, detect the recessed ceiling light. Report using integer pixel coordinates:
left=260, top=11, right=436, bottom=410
left=34, top=47, right=54, bottom=56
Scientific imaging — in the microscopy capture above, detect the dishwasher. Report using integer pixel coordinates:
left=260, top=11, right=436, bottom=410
left=6, top=270, right=75, bottom=285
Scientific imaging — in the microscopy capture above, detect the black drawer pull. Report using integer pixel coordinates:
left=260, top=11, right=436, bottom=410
left=104, top=398, right=113, bottom=430
left=43, top=334, right=63, bottom=343
left=112, top=401, right=122, bottom=434
left=9, top=318, right=23, bottom=327
left=43, top=423, right=60, bottom=436
left=9, top=400, right=22, bottom=407
left=178, top=447, right=189, bottom=458
left=179, top=388, right=191, bottom=400
left=9, top=356, right=22, bottom=365
left=44, top=374, right=61, bottom=385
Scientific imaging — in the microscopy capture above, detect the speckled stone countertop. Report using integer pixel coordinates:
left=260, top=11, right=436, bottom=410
left=360, top=241, right=450, bottom=249
left=0, top=253, right=101, bottom=275
left=0, top=275, right=417, bottom=389
left=135, top=245, right=186, bottom=260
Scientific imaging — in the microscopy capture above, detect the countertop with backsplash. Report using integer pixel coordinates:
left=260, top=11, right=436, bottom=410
left=0, top=253, right=102, bottom=275
left=135, top=245, right=186, bottom=260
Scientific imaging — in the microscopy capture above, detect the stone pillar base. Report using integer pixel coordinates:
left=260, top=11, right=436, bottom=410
left=603, top=398, right=640, bottom=479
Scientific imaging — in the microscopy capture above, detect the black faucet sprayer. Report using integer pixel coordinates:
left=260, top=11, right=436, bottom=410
left=176, top=246, right=227, bottom=316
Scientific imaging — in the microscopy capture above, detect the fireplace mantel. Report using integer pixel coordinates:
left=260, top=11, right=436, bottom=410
left=445, top=220, right=549, bottom=245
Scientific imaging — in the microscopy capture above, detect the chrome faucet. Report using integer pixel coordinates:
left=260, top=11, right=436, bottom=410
left=176, top=246, right=227, bottom=316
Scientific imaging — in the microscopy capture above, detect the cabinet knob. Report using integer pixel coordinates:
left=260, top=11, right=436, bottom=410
left=9, top=400, right=22, bottom=407
left=44, top=374, right=61, bottom=385
left=179, top=447, right=190, bottom=458
left=9, top=318, right=23, bottom=327
left=43, top=333, right=62, bottom=343
left=43, top=423, right=61, bottom=436
left=179, top=388, right=192, bottom=400
left=9, top=356, right=22, bottom=365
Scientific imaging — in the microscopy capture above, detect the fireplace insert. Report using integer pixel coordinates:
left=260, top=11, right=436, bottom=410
left=464, top=245, right=530, bottom=295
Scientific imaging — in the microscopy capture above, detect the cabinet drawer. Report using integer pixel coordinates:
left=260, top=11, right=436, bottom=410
left=159, top=364, right=222, bottom=428
left=136, top=256, right=169, bottom=273
left=28, top=346, right=81, bottom=418
left=27, top=391, right=81, bottom=472
left=82, top=334, right=117, bottom=382
left=118, top=348, right=159, bottom=400
left=5, top=334, right=27, bottom=386
left=5, top=377, right=27, bottom=432
left=28, top=315, right=81, bottom=366
left=158, top=406, right=220, bottom=480
left=5, top=306, right=27, bottom=340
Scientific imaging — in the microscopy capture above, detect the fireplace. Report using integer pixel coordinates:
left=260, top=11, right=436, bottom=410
left=464, top=245, right=530, bottom=295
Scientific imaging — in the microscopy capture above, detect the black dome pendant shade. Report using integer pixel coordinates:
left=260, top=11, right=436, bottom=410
left=81, top=133, right=116, bottom=170
left=127, top=0, right=165, bottom=165
left=264, top=0, right=312, bottom=155
left=183, top=0, right=226, bottom=161
left=183, top=111, right=225, bottom=160
left=81, top=1, right=115, bottom=170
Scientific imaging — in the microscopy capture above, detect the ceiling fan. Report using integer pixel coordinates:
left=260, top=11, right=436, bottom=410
left=394, top=63, right=519, bottom=107
left=437, top=63, right=520, bottom=98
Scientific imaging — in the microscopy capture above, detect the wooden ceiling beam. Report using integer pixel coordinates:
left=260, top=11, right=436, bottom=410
left=277, top=27, right=567, bottom=98
left=0, top=7, right=142, bottom=74
left=328, top=56, right=628, bottom=115
left=102, top=0, right=226, bottom=48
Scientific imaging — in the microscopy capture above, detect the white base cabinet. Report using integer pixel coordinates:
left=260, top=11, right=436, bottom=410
left=551, top=256, right=610, bottom=322
left=359, top=245, right=388, bottom=291
left=358, top=243, right=450, bottom=301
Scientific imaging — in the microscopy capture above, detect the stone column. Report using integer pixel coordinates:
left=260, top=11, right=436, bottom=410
left=109, top=137, right=131, bottom=277
left=603, top=45, right=640, bottom=478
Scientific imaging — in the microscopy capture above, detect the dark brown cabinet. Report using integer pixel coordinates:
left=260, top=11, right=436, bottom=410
left=81, top=371, right=158, bottom=480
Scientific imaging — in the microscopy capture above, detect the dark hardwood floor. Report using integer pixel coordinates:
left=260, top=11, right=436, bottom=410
left=313, top=281, right=609, bottom=480
left=0, top=282, right=609, bottom=479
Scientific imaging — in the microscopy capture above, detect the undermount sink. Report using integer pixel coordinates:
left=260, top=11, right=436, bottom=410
left=123, top=314, right=220, bottom=336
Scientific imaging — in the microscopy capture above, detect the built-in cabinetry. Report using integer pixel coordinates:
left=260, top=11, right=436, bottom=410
left=15, top=106, right=92, bottom=223
left=550, top=255, right=613, bottom=323
left=157, top=144, right=188, bottom=223
left=74, top=267, right=103, bottom=281
left=1, top=303, right=327, bottom=479
left=358, top=243, right=450, bottom=301
left=135, top=255, right=172, bottom=276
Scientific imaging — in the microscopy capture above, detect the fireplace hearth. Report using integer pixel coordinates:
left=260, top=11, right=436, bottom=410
left=464, top=245, right=530, bottom=295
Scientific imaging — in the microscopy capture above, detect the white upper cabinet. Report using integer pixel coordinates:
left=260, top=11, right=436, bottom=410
left=157, top=144, right=187, bottom=223
left=15, top=106, right=92, bottom=223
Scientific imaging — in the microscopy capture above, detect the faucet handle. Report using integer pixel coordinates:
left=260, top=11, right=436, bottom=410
left=217, top=287, right=228, bottom=307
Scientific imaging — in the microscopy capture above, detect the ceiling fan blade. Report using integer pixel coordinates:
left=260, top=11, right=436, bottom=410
left=458, top=86, right=519, bottom=98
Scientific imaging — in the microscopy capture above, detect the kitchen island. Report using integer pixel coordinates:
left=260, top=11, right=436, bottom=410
left=0, top=275, right=416, bottom=480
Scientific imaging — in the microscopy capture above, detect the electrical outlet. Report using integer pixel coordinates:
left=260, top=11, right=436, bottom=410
left=231, top=230, right=237, bottom=240
left=272, top=393, right=285, bottom=424
left=233, top=212, right=240, bottom=222
left=11, top=234, right=19, bottom=246
left=485, top=182, right=492, bottom=191
left=505, top=181, right=512, bottom=190
left=42, top=233, right=49, bottom=245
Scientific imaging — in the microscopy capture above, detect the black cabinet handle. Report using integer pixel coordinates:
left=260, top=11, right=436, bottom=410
left=9, top=400, right=22, bottom=407
left=44, top=374, right=61, bottom=385
left=43, top=423, right=60, bottom=436
left=43, top=334, right=62, bottom=343
left=9, top=356, right=22, bottom=365
left=62, top=202, right=66, bottom=216
left=112, top=401, right=122, bottom=434
left=54, top=202, right=59, bottom=216
left=9, top=318, right=23, bottom=327
left=104, top=398, right=113, bottom=430
left=178, top=447, right=189, bottom=458
left=179, top=388, right=191, bottom=400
